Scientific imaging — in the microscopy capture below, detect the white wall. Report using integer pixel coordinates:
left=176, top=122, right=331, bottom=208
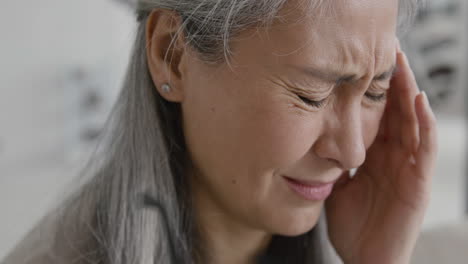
left=0, top=0, right=135, bottom=259
left=424, top=118, right=467, bottom=229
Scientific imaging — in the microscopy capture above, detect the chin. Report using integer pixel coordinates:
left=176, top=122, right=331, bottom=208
left=269, top=205, right=323, bottom=237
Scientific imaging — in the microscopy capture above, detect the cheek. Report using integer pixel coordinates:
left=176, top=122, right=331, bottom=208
left=362, top=106, right=385, bottom=148
left=182, top=78, right=325, bottom=234
left=182, top=78, right=319, bottom=189
left=248, top=107, right=318, bottom=170
left=234, top=82, right=322, bottom=172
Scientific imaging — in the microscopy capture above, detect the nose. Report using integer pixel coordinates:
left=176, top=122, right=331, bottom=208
left=313, top=102, right=366, bottom=170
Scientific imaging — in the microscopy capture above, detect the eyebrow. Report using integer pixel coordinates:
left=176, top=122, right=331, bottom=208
left=287, top=64, right=398, bottom=84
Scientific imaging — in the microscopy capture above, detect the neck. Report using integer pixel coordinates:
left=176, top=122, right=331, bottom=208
left=191, top=179, right=272, bottom=264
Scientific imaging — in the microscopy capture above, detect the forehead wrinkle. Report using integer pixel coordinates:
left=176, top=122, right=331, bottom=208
left=334, top=36, right=372, bottom=81
left=373, top=39, right=396, bottom=76
left=339, top=31, right=398, bottom=83
left=326, top=0, right=396, bottom=79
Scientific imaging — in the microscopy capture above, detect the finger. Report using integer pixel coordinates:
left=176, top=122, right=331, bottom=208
left=376, top=37, right=400, bottom=143
left=415, top=92, right=438, bottom=176
left=376, top=39, right=413, bottom=146
left=395, top=51, right=420, bottom=152
left=376, top=87, right=391, bottom=142
left=386, top=62, right=403, bottom=145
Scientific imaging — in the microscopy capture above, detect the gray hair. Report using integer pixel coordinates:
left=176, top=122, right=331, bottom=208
left=34, top=1, right=424, bottom=264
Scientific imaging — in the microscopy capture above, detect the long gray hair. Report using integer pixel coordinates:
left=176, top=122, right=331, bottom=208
left=36, top=0, right=423, bottom=263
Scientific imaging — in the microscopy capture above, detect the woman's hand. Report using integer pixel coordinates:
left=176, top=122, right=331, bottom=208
left=325, top=42, right=438, bottom=264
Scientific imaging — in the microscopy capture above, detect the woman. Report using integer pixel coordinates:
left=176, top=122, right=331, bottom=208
left=2, top=0, right=437, bottom=263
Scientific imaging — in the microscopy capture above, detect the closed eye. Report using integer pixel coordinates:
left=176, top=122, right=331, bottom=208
left=297, top=95, right=327, bottom=108
left=297, top=92, right=386, bottom=108
left=365, top=92, right=386, bottom=102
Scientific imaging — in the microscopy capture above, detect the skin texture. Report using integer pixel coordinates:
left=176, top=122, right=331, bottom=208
left=145, top=0, right=438, bottom=263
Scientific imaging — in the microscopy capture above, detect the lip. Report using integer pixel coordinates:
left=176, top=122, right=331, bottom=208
left=283, top=175, right=339, bottom=186
left=282, top=175, right=337, bottom=201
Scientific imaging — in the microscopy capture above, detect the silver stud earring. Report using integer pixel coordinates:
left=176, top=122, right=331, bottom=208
left=161, top=83, right=171, bottom=93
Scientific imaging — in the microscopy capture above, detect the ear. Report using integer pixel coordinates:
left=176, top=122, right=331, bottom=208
left=146, top=9, right=187, bottom=102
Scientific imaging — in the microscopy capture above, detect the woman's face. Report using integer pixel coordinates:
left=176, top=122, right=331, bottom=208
left=181, top=0, right=398, bottom=236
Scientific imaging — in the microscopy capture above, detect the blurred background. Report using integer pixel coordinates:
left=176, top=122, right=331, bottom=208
left=0, top=0, right=466, bottom=263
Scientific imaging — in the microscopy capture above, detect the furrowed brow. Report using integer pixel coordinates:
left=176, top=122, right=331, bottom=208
left=373, top=64, right=398, bottom=81
left=288, top=63, right=398, bottom=84
left=286, top=64, right=355, bottom=84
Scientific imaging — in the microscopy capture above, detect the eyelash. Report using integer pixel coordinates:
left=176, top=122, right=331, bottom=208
left=298, top=95, right=327, bottom=108
left=298, top=92, right=387, bottom=108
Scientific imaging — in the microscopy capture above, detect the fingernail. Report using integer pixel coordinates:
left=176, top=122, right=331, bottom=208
left=396, top=38, right=401, bottom=51
left=421, top=91, right=434, bottom=117
left=419, top=91, right=434, bottom=127
left=422, top=91, right=430, bottom=108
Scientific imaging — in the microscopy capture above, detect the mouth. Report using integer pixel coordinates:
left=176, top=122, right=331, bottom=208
left=282, top=175, right=337, bottom=201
